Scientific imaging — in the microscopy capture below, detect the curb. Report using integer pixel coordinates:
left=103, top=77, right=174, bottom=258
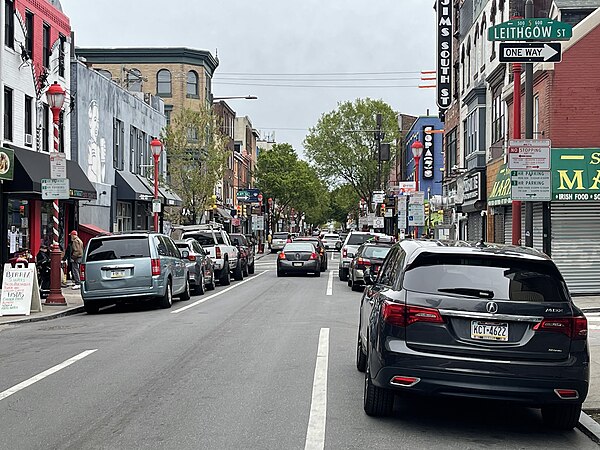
left=1, top=305, right=85, bottom=325
left=578, top=411, right=600, bottom=444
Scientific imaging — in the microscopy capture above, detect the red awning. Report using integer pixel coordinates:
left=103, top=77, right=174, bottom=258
left=79, top=223, right=110, bottom=236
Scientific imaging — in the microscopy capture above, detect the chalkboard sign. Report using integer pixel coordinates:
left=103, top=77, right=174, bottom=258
left=0, top=264, right=42, bottom=316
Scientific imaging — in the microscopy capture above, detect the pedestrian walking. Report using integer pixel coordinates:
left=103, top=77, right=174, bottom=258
left=69, top=230, right=84, bottom=289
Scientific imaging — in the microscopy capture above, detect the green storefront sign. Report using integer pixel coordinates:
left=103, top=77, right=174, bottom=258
left=0, top=147, right=14, bottom=181
left=488, top=19, right=573, bottom=41
left=552, top=148, right=600, bottom=201
left=488, top=164, right=512, bottom=206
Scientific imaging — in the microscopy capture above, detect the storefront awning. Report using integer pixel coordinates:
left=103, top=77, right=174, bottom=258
left=488, top=164, right=512, bottom=206
left=216, top=207, right=233, bottom=221
left=4, top=146, right=97, bottom=199
left=136, top=175, right=166, bottom=202
left=115, top=171, right=153, bottom=201
left=159, top=186, right=183, bottom=207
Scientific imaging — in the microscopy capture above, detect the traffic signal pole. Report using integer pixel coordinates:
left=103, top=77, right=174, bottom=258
left=524, top=0, right=534, bottom=248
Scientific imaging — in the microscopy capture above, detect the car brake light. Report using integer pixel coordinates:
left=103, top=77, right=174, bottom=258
left=382, top=301, right=444, bottom=327
left=151, top=258, right=161, bottom=276
left=279, top=252, right=286, bottom=260
left=309, top=252, right=318, bottom=260
left=215, top=247, right=221, bottom=259
left=188, top=255, right=196, bottom=261
left=80, top=264, right=86, bottom=281
left=357, top=257, right=371, bottom=266
left=342, top=248, right=347, bottom=258
left=534, top=316, right=587, bottom=340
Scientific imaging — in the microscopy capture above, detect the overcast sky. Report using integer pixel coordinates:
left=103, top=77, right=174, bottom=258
left=61, top=0, right=436, bottom=156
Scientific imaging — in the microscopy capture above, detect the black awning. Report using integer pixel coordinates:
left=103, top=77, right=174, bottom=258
left=159, top=186, right=183, bottom=207
left=136, top=175, right=165, bottom=202
left=4, top=145, right=97, bottom=200
left=115, top=171, right=153, bottom=201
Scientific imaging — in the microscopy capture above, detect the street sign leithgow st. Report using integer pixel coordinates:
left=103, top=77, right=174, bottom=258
left=488, top=18, right=573, bottom=41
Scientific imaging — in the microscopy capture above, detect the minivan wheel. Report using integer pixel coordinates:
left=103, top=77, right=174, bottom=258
left=242, top=261, right=249, bottom=277
left=84, top=302, right=99, bottom=315
left=356, top=332, right=367, bottom=372
left=364, top=364, right=394, bottom=416
left=233, top=260, right=244, bottom=281
left=541, top=404, right=582, bottom=430
left=219, top=267, right=231, bottom=286
left=339, top=268, right=348, bottom=281
left=159, top=281, right=173, bottom=309
left=180, top=276, right=191, bottom=301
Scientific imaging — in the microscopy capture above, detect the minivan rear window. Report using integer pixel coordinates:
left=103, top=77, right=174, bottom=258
left=86, top=237, right=150, bottom=262
left=273, top=233, right=289, bottom=239
left=403, top=254, right=570, bottom=302
left=347, top=234, right=375, bottom=245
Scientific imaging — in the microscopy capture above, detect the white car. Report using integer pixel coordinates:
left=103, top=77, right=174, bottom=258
left=322, top=233, right=342, bottom=250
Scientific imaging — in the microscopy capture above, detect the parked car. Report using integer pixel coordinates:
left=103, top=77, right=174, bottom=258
left=175, top=239, right=216, bottom=295
left=322, top=233, right=342, bottom=250
left=348, top=242, right=392, bottom=291
left=357, top=240, right=589, bottom=430
left=292, top=237, right=328, bottom=271
left=230, top=233, right=255, bottom=276
left=271, top=232, right=291, bottom=252
left=338, top=231, right=380, bottom=281
left=181, top=224, right=241, bottom=285
left=81, top=232, right=190, bottom=313
left=277, top=242, right=321, bottom=277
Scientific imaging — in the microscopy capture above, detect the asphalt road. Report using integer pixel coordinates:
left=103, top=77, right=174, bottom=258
left=0, top=252, right=596, bottom=449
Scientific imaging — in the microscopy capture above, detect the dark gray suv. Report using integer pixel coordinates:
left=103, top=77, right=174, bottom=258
left=357, top=240, right=589, bottom=430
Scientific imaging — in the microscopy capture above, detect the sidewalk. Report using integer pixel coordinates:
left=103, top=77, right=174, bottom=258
left=0, top=287, right=84, bottom=326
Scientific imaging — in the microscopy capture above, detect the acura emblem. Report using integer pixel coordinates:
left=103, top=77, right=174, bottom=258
left=486, top=301, right=498, bottom=314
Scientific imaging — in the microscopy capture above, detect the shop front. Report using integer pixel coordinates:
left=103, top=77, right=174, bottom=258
left=550, top=148, right=600, bottom=294
left=1, top=146, right=96, bottom=263
left=456, top=169, right=487, bottom=241
left=115, top=171, right=155, bottom=232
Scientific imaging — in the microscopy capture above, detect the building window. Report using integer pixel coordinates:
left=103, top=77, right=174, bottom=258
left=446, top=127, right=457, bottom=176
left=165, top=105, right=173, bottom=127
left=25, top=95, right=33, bottom=146
left=42, top=104, right=50, bottom=152
left=3, top=87, right=13, bottom=141
left=492, top=92, right=505, bottom=143
left=533, top=95, right=540, bottom=135
left=187, top=71, right=199, bottom=97
left=205, top=74, right=211, bottom=100
left=126, top=68, right=143, bottom=92
left=25, top=11, right=34, bottom=59
left=157, top=69, right=172, bottom=96
left=480, top=22, right=486, bottom=70
left=113, top=118, right=124, bottom=170
left=466, top=41, right=472, bottom=88
left=130, top=125, right=136, bottom=172
left=465, top=110, right=479, bottom=156
left=58, top=34, right=66, bottom=77
left=461, top=46, right=465, bottom=93
left=5, top=0, right=14, bottom=49
left=116, top=202, right=132, bottom=232
left=43, top=23, right=51, bottom=68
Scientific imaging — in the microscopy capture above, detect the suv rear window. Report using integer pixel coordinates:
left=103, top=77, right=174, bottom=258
left=86, top=237, right=150, bottom=262
left=403, top=254, right=570, bottom=302
left=347, top=234, right=375, bottom=245
left=273, top=233, right=289, bottom=239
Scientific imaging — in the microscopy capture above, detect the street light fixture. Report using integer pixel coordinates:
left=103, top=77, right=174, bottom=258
left=212, top=95, right=258, bottom=101
left=411, top=140, right=424, bottom=239
left=45, top=81, right=67, bottom=305
left=150, top=138, right=163, bottom=232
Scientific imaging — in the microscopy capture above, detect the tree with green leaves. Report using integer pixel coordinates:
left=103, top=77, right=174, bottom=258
left=329, top=184, right=360, bottom=226
left=163, top=106, right=229, bottom=225
left=304, top=98, right=399, bottom=210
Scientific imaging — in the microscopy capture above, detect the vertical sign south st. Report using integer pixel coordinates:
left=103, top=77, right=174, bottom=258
left=437, top=0, right=453, bottom=109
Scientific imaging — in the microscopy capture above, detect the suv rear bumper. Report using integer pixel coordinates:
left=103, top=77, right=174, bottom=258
left=82, top=278, right=165, bottom=302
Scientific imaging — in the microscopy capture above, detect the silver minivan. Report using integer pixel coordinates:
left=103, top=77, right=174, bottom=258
left=80, top=232, right=190, bottom=313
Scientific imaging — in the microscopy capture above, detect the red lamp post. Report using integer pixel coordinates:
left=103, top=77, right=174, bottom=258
left=45, top=82, right=67, bottom=305
left=411, top=140, right=424, bottom=239
left=150, top=138, right=163, bottom=232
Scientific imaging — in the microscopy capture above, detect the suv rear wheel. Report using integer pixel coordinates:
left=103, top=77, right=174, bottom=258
left=84, top=301, right=99, bottom=315
left=180, top=276, right=191, bottom=300
left=541, top=404, right=582, bottom=430
left=194, top=274, right=205, bottom=295
left=356, top=332, right=366, bottom=372
left=363, top=352, right=394, bottom=416
left=158, top=280, right=173, bottom=309
left=248, top=261, right=255, bottom=274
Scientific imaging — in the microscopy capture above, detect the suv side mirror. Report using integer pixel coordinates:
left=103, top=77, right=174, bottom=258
left=363, top=268, right=374, bottom=285
left=180, top=250, right=190, bottom=259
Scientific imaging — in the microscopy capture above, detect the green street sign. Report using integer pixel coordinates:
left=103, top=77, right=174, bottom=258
left=552, top=148, right=600, bottom=201
left=488, top=19, right=573, bottom=42
left=0, top=147, right=14, bottom=181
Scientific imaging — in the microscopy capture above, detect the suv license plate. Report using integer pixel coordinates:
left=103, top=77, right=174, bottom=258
left=111, top=270, right=125, bottom=278
left=470, top=321, right=508, bottom=342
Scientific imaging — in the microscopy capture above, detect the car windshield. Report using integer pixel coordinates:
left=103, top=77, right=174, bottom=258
left=347, top=234, right=375, bottom=245
left=273, top=233, right=289, bottom=239
left=403, top=254, right=570, bottom=302
left=362, top=246, right=391, bottom=259
left=86, top=237, right=150, bottom=262
left=283, top=243, right=315, bottom=252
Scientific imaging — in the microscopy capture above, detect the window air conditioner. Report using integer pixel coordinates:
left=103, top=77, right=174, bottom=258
left=25, top=133, right=33, bottom=146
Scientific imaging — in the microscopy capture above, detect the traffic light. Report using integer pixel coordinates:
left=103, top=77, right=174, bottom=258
left=380, top=203, right=386, bottom=216
left=236, top=205, right=242, bottom=216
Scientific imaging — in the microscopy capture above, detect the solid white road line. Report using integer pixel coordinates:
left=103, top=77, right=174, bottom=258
left=171, top=270, right=269, bottom=314
left=326, top=270, right=334, bottom=296
left=305, top=328, right=329, bottom=450
left=0, top=349, right=98, bottom=402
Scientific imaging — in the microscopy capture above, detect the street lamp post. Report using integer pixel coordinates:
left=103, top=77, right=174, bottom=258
left=150, top=138, right=163, bottom=232
left=45, top=82, right=66, bottom=305
left=411, top=140, right=424, bottom=239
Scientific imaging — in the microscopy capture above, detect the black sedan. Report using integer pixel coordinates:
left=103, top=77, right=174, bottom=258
left=292, top=237, right=328, bottom=271
left=277, top=242, right=321, bottom=277
left=358, top=240, right=588, bottom=430
left=175, top=239, right=216, bottom=295
left=348, top=242, right=392, bottom=291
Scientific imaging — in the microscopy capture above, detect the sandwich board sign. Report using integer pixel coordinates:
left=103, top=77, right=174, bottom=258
left=0, top=263, right=42, bottom=316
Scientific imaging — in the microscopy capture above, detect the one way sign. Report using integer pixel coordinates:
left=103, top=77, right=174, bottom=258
left=499, top=43, right=561, bottom=63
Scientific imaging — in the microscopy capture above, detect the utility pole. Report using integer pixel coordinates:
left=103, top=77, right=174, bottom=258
left=375, top=113, right=383, bottom=191
left=524, top=0, right=534, bottom=248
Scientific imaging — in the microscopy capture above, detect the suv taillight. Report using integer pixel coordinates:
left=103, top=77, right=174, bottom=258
left=80, top=264, right=86, bottom=281
left=279, top=252, right=286, bottom=260
left=342, top=248, right=347, bottom=258
left=188, top=255, right=196, bottom=261
left=215, top=247, right=222, bottom=259
left=151, top=258, right=161, bottom=276
left=382, top=301, right=444, bottom=327
left=357, top=257, right=371, bottom=267
left=533, top=316, right=588, bottom=340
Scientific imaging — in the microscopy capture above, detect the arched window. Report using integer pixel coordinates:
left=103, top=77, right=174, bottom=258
left=187, top=71, right=199, bottom=97
left=157, top=69, right=172, bottom=96
left=461, top=45, right=466, bottom=92
left=127, top=68, right=143, bottom=92
left=480, top=15, right=487, bottom=68
left=96, top=69, right=112, bottom=80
